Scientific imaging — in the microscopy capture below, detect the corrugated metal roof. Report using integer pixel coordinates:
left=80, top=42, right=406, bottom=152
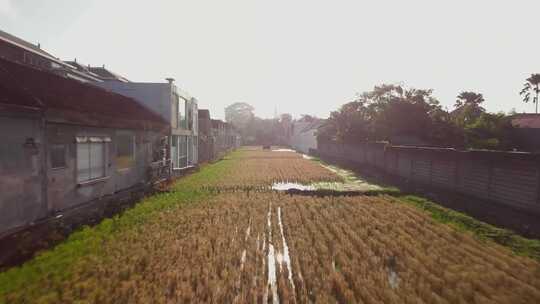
left=0, top=29, right=54, bottom=58
left=88, top=66, right=130, bottom=82
left=0, top=57, right=168, bottom=131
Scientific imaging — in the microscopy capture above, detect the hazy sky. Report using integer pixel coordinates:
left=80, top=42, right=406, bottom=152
left=1, top=0, right=540, bottom=119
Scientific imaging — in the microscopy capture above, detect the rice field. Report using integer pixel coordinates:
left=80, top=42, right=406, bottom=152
left=1, top=148, right=539, bottom=303
left=202, top=149, right=342, bottom=190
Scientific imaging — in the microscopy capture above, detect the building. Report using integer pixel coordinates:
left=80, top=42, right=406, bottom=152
left=211, top=119, right=240, bottom=159
left=289, top=118, right=324, bottom=154
left=198, top=109, right=214, bottom=163
left=0, top=57, right=170, bottom=236
left=95, top=80, right=199, bottom=174
left=0, top=30, right=104, bottom=83
left=0, top=29, right=61, bottom=69
left=511, top=114, right=540, bottom=152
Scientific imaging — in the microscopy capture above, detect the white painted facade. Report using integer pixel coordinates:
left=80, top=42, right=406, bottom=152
left=289, top=121, right=320, bottom=154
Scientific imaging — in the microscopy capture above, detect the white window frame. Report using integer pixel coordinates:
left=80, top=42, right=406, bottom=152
left=75, top=136, right=110, bottom=183
left=171, top=135, right=189, bottom=169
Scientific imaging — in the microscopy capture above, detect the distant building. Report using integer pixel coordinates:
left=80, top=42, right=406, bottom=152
left=0, top=57, right=169, bottom=236
left=511, top=114, right=540, bottom=152
left=289, top=118, right=324, bottom=154
left=198, top=109, right=214, bottom=163
left=211, top=119, right=240, bottom=159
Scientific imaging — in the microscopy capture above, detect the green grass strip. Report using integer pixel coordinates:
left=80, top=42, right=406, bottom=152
left=397, top=195, right=540, bottom=260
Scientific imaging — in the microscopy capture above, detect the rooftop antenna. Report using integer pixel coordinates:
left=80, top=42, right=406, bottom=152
left=165, top=77, right=175, bottom=84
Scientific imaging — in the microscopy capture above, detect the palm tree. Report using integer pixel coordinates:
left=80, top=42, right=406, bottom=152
left=520, top=74, right=540, bottom=113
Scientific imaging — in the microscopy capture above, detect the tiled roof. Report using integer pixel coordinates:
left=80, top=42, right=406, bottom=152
left=0, top=57, right=167, bottom=130
left=511, top=114, right=540, bottom=129
left=0, top=29, right=55, bottom=58
left=88, top=66, right=130, bottom=82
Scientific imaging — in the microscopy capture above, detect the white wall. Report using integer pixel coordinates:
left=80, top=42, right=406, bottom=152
left=290, top=122, right=318, bottom=154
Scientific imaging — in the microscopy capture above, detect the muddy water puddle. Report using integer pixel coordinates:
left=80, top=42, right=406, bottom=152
left=271, top=182, right=315, bottom=191
left=271, top=163, right=381, bottom=193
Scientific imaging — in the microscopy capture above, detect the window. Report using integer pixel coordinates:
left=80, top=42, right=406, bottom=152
left=175, top=96, right=181, bottom=129
left=171, top=135, right=189, bottom=169
left=179, top=136, right=188, bottom=167
left=116, top=132, right=135, bottom=169
left=179, top=98, right=187, bottom=129
left=76, top=136, right=109, bottom=182
left=171, top=135, right=178, bottom=168
left=50, top=144, right=66, bottom=169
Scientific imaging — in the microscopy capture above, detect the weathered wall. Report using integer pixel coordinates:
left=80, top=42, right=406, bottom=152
left=0, top=116, right=47, bottom=234
left=46, top=123, right=159, bottom=212
left=0, top=116, right=163, bottom=236
left=317, top=141, right=540, bottom=214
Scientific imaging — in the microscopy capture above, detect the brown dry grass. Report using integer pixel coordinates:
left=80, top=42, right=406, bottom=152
left=15, top=192, right=538, bottom=303
left=205, top=149, right=341, bottom=190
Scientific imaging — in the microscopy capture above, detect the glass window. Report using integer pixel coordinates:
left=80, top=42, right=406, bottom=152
left=77, top=140, right=106, bottom=182
left=90, top=143, right=105, bottom=179
left=77, top=143, right=90, bottom=182
left=116, top=132, right=135, bottom=169
left=50, top=144, right=66, bottom=169
left=179, top=98, right=187, bottom=129
left=171, top=135, right=178, bottom=168
left=179, top=136, right=188, bottom=168
left=175, top=96, right=181, bottom=129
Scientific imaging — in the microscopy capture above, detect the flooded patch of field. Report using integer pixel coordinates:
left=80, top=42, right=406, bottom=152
left=271, top=180, right=380, bottom=193
left=271, top=182, right=315, bottom=191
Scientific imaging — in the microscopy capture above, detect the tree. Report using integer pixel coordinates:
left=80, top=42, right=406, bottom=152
left=318, top=84, right=446, bottom=145
left=224, top=102, right=255, bottom=129
left=520, top=74, right=540, bottom=113
left=454, top=91, right=485, bottom=109
left=464, top=113, right=515, bottom=150
left=452, top=91, right=485, bottom=127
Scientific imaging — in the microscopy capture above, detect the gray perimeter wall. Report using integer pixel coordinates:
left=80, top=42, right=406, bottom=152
left=317, top=141, right=540, bottom=214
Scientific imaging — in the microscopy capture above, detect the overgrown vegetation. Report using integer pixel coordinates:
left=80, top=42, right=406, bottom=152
left=399, top=195, right=540, bottom=260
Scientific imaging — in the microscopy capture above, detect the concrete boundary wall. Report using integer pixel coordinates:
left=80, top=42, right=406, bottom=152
left=317, top=141, right=540, bottom=214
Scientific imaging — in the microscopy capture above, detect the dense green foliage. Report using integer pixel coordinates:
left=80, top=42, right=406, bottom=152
left=318, top=84, right=516, bottom=150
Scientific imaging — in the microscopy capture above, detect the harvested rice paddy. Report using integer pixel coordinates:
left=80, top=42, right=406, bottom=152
left=1, top=148, right=539, bottom=303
